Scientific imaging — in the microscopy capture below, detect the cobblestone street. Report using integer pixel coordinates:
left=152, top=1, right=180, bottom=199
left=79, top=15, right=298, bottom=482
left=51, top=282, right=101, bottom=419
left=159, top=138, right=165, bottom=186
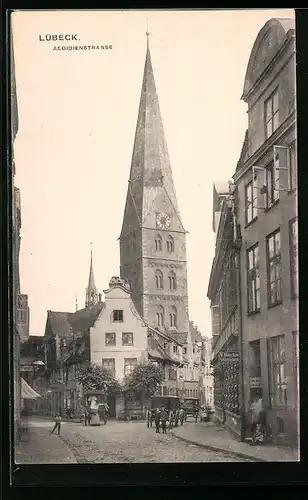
left=16, top=419, right=253, bottom=463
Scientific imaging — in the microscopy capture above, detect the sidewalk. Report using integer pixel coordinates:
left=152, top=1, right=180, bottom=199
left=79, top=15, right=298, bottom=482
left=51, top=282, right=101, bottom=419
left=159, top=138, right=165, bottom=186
left=15, top=421, right=77, bottom=464
left=171, top=422, right=299, bottom=462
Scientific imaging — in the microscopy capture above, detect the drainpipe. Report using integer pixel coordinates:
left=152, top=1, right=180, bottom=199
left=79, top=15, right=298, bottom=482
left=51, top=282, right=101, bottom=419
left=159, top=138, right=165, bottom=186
left=231, top=196, right=245, bottom=442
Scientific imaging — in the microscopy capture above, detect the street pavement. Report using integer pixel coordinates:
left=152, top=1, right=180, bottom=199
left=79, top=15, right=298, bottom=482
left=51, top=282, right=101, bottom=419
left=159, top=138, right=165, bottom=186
left=15, top=418, right=252, bottom=464
left=172, top=422, right=299, bottom=462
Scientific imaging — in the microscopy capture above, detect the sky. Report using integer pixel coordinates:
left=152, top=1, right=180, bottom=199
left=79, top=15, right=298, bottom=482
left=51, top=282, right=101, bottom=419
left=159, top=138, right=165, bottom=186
left=12, top=9, right=295, bottom=337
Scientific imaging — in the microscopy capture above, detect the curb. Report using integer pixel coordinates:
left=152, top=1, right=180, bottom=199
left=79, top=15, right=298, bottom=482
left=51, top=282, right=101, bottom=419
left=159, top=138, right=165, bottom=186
left=170, top=431, right=266, bottom=462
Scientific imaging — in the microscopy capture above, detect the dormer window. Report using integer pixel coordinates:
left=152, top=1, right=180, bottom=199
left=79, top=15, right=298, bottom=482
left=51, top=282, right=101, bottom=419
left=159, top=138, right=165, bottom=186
left=112, top=310, right=123, bottom=322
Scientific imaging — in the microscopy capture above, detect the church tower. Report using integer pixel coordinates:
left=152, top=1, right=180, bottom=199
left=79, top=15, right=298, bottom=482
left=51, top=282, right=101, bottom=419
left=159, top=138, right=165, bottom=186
left=85, top=249, right=99, bottom=307
left=119, top=34, right=189, bottom=334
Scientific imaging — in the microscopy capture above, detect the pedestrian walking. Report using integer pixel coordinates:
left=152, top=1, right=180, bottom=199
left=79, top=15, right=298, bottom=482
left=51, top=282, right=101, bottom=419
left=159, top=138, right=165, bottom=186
left=174, top=409, right=179, bottom=427
left=154, top=408, right=161, bottom=433
left=160, top=407, right=168, bottom=434
left=169, top=410, right=175, bottom=430
left=51, top=414, right=61, bottom=435
left=179, top=408, right=185, bottom=426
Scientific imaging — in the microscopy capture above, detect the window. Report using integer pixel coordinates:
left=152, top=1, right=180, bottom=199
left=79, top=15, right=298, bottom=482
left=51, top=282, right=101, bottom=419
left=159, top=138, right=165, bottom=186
left=247, top=244, right=260, bottom=314
left=265, top=89, right=279, bottom=138
left=162, top=386, right=168, bottom=396
left=169, top=367, right=177, bottom=380
left=156, top=306, right=164, bottom=327
left=289, top=141, right=297, bottom=191
left=122, top=332, right=133, bottom=346
left=155, top=269, right=163, bottom=289
left=211, top=303, right=221, bottom=336
left=163, top=342, right=168, bottom=349
left=289, top=218, right=298, bottom=298
left=292, top=331, right=299, bottom=411
left=112, top=310, right=123, bottom=322
left=183, top=347, right=187, bottom=355
left=166, top=235, right=174, bottom=252
left=168, top=271, right=177, bottom=290
left=155, top=234, right=162, bottom=251
left=266, top=161, right=279, bottom=208
left=173, top=345, right=178, bottom=354
left=102, top=358, right=115, bottom=378
left=124, top=358, right=137, bottom=376
left=105, top=332, right=116, bottom=346
left=268, top=335, right=285, bottom=406
left=169, top=306, right=177, bottom=328
left=245, top=177, right=258, bottom=224
left=249, top=340, right=261, bottom=377
left=267, top=230, right=282, bottom=306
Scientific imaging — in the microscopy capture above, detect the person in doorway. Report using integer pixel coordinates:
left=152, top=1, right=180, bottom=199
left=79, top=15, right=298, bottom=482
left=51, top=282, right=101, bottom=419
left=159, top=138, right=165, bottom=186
left=249, top=391, right=265, bottom=445
left=160, top=407, right=168, bottom=434
left=51, top=414, right=61, bottom=435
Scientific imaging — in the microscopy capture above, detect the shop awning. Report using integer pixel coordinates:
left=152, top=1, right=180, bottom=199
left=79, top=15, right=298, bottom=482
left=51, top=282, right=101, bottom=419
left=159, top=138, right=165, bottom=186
left=21, top=378, right=41, bottom=400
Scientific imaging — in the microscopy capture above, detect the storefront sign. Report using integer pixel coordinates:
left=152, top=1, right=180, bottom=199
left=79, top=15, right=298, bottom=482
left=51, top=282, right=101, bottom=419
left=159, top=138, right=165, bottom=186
left=249, top=377, right=262, bottom=388
left=20, top=365, right=34, bottom=372
left=221, top=352, right=240, bottom=361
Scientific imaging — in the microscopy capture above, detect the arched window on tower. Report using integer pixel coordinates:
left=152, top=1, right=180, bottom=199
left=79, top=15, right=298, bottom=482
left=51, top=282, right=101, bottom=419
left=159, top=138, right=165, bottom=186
left=156, top=306, right=164, bottom=328
left=166, top=235, right=174, bottom=252
left=169, top=306, right=177, bottom=328
left=168, top=271, right=177, bottom=290
left=155, top=234, right=162, bottom=252
left=155, top=269, right=163, bottom=289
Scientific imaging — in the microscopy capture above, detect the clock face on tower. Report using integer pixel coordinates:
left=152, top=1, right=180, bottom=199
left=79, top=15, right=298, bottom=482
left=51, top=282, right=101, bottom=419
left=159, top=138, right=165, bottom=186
left=156, top=212, right=171, bottom=229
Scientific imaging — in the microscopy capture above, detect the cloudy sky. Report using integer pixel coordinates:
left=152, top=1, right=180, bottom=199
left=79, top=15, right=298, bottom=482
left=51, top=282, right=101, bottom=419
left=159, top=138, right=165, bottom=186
left=12, top=9, right=294, bottom=337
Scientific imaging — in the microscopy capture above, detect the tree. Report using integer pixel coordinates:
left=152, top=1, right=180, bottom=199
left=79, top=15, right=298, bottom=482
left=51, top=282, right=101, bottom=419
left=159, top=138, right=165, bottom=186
left=78, top=363, right=121, bottom=396
left=123, top=362, right=165, bottom=411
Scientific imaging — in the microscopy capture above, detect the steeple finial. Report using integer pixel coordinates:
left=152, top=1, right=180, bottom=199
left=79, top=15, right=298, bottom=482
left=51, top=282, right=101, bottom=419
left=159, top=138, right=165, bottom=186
left=146, top=18, right=150, bottom=50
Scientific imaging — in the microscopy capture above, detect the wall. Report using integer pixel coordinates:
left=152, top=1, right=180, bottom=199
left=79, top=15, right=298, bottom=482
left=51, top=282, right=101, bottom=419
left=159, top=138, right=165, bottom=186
left=235, top=24, right=297, bottom=445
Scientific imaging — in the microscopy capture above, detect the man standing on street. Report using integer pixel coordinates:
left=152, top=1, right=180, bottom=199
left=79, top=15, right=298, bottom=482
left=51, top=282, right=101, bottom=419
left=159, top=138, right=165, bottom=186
left=154, top=408, right=161, bottom=433
left=160, top=407, right=168, bottom=434
left=51, top=414, right=61, bottom=435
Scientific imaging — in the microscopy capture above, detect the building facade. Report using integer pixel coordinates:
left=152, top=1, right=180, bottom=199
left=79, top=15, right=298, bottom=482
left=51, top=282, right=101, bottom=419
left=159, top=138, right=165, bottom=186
left=119, top=37, right=189, bottom=336
left=235, top=18, right=298, bottom=446
left=208, top=186, right=243, bottom=437
left=208, top=18, right=298, bottom=446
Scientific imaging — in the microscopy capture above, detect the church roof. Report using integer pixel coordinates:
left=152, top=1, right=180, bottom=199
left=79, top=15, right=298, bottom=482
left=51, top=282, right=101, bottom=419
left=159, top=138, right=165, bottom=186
left=45, top=302, right=104, bottom=338
left=120, top=37, right=184, bottom=234
left=166, top=332, right=188, bottom=345
left=10, top=32, right=18, bottom=142
left=86, top=251, right=98, bottom=295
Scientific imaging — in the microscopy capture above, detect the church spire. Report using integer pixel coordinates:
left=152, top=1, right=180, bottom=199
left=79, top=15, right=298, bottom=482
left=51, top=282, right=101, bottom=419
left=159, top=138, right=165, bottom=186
left=85, top=245, right=98, bottom=308
left=120, top=31, right=184, bottom=236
